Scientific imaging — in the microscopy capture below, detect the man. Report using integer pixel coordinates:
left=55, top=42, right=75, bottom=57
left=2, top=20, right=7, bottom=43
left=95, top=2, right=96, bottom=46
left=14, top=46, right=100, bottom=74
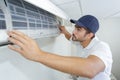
left=7, top=15, right=113, bottom=80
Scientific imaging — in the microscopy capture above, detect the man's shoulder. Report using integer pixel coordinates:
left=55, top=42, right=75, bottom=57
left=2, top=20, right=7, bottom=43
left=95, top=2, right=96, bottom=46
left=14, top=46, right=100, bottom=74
left=93, top=37, right=110, bottom=49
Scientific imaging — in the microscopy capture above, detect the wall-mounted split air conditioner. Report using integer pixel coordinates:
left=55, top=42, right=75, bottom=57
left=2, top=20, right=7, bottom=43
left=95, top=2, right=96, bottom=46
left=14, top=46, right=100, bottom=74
left=0, top=0, right=68, bottom=46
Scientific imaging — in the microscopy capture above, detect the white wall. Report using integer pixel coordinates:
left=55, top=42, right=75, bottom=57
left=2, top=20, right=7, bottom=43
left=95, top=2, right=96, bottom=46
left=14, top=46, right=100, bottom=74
left=97, top=18, right=120, bottom=80
left=0, top=34, right=72, bottom=80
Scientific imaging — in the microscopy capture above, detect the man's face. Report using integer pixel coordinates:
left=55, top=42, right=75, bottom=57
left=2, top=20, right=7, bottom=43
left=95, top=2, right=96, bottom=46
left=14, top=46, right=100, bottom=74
left=72, top=25, right=89, bottom=42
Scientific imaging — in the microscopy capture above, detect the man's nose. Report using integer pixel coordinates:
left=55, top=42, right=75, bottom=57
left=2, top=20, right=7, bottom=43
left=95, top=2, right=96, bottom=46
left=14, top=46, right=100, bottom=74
left=72, top=29, right=77, bottom=34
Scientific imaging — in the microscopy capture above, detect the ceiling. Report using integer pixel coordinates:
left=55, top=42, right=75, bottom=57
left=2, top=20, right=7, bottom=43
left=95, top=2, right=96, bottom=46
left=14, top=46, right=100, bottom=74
left=50, top=0, right=120, bottom=20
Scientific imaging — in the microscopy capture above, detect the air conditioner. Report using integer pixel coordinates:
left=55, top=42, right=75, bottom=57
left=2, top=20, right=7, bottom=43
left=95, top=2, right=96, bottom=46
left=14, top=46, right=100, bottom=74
left=0, top=0, right=68, bottom=46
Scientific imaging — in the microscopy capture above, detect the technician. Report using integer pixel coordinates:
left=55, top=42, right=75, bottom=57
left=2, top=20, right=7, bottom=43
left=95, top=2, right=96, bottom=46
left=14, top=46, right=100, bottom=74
left=7, top=15, right=113, bottom=80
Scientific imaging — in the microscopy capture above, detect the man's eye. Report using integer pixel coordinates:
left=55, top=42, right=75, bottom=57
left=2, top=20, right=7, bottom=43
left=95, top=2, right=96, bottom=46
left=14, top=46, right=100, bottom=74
left=77, top=28, right=81, bottom=31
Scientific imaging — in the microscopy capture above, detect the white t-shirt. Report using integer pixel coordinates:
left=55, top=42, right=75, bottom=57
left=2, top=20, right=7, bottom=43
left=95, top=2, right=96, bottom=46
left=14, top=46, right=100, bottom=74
left=70, top=37, right=113, bottom=80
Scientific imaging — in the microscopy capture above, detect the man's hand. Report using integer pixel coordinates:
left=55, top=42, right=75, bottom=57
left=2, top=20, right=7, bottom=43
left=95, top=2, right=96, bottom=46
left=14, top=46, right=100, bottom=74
left=7, top=30, right=42, bottom=61
left=59, top=26, right=71, bottom=40
left=59, top=26, right=67, bottom=34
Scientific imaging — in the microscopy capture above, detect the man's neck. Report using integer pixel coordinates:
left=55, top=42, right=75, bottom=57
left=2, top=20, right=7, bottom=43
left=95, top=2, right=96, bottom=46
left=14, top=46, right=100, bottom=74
left=80, top=39, right=92, bottom=48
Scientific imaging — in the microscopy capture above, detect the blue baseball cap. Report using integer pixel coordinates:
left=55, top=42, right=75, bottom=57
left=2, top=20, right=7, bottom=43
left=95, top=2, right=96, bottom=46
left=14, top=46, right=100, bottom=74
left=70, top=15, right=99, bottom=34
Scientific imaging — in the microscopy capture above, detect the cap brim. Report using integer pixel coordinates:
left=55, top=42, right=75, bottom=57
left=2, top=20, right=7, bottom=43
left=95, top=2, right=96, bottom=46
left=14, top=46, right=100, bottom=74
left=70, top=19, right=86, bottom=29
left=70, top=19, right=76, bottom=23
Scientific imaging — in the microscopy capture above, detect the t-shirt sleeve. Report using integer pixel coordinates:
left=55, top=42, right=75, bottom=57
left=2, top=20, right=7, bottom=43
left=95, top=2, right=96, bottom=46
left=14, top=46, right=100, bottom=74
left=90, top=43, right=112, bottom=70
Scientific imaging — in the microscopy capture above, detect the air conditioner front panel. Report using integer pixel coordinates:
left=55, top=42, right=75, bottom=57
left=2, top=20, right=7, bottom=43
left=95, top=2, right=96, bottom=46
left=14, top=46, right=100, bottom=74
left=0, top=0, right=63, bottom=46
left=0, top=7, right=9, bottom=46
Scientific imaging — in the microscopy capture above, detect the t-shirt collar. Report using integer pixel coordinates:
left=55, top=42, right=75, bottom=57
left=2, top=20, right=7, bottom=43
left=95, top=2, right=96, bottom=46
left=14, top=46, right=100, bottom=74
left=83, top=36, right=99, bottom=50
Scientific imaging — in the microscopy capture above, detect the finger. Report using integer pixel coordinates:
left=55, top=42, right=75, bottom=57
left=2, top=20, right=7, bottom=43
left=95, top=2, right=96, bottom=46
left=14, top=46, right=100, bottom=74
left=8, top=30, right=29, bottom=40
left=8, top=37, right=25, bottom=49
left=8, top=31, right=28, bottom=44
left=8, top=45, right=23, bottom=54
left=59, top=27, right=62, bottom=30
